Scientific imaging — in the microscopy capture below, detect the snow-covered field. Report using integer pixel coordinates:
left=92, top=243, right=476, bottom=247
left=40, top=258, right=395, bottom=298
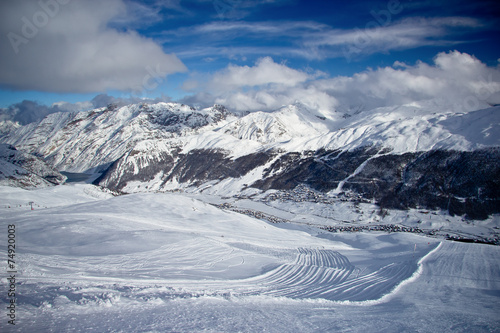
left=1, top=184, right=499, bottom=332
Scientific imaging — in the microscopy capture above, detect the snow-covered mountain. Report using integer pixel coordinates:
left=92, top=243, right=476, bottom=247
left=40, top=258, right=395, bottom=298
left=0, top=120, right=20, bottom=136
left=0, top=103, right=232, bottom=173
left=0, top=143, right=66, bottom=188
left=1, top=101, right=499, bottom=218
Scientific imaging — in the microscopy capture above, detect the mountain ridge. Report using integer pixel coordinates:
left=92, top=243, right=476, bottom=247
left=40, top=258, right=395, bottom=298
left=1, top=101, right=499, bottom=218
left=0, top=143, right=66, bottom=188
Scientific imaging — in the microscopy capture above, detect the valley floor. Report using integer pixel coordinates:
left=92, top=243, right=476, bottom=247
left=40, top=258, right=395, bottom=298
left=0, top=184, right=499, bottom=332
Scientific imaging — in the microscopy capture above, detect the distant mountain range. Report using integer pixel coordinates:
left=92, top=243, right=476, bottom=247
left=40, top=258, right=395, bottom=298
left=1, top=101, right=499, bottom=219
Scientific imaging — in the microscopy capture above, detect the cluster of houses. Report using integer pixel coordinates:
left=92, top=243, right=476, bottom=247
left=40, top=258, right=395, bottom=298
left=320, top=224, right=426, bottom=234
left=212, top=192, right=499, bottom=245
left=263, top=184, right=367, bottom=205
left=213, top=203, right=289, bottom=224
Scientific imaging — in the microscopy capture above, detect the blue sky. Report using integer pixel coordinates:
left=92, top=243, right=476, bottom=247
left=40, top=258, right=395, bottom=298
left=0, top=0, right=499, bottom=113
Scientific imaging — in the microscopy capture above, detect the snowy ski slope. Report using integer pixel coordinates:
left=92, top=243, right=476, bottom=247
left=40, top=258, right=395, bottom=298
left=1, top=184, right=499, bottom=332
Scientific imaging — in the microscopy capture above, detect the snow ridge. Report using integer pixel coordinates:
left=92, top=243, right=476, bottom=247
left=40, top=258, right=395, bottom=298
left=3, top=102, right=499, bottom=175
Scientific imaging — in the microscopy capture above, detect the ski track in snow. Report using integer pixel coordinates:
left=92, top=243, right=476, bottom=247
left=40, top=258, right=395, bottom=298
left=332, top=148, right=388, bottom=194
left=0, top=185, right=440, bottom=316
left=14, top=245, right=435, bottom=310
left=182, top=247, right=428, bottom=302
left=2, top=185, right=499, bottom=332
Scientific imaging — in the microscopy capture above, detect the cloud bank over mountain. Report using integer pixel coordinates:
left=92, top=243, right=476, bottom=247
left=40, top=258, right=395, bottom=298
left=1, top=50, right=499, bottom=125
left=183, top=50, right=500, bottom=114
left=0, top=94, right=175, bottom=125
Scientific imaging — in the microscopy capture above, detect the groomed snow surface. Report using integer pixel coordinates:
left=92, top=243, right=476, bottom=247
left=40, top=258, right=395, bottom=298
left=1, top=184, right=499, bottom=332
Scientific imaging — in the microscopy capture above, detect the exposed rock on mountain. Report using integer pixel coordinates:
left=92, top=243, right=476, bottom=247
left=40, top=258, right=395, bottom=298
left=253, top=147, right=500, bottom=220
left=1, top=101, right=499, bottom=218
left=0, top=144, right=66, bottom=188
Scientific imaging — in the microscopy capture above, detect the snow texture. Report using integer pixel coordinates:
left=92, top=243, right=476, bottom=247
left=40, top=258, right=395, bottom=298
left=0, top=185, right=499, bottom=332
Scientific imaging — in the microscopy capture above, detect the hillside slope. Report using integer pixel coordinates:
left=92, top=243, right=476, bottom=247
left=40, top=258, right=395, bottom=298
left=0, top=185, right=498, bottom=332
left=0, top=144, right=66, bottom=188
left=2, top=102, right=499, bottom=217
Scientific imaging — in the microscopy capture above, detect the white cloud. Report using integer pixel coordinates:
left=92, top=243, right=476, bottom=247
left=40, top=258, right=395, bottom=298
left=306, top=17, right=482, bottom=60
left=183, top=57, right=336, bottom=114
left=191, top=21, right=327, bottom=35
left=211, top=57, right=312, bottom=90
left=162, top=16, right=483, bottom=61
left=184, top=51, right=500, bottom=115
left=211, top=86, right=338, bottom=115
left=0, top=0, right=187, bottom=93
left=316, top=51, right=500, bottom=111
